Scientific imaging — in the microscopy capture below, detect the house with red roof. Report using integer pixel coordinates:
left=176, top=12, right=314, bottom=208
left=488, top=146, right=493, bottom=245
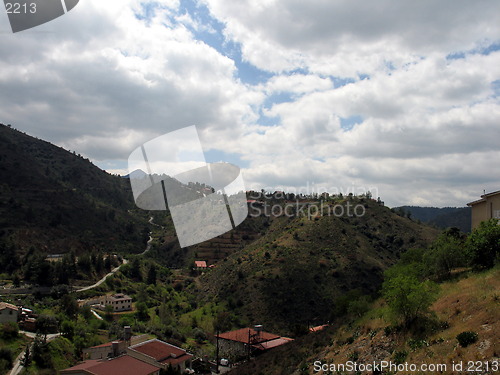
left=127, top=338, right=193, bottom=373
left=194, top=260, right=207, bottom=269
left=216, top=326, right=293, bottom=361
left=309, top=324, right=329, bottom=333
left=83, top=335, right=151, bottom=360
left=60, top=354, right=161, bottom=375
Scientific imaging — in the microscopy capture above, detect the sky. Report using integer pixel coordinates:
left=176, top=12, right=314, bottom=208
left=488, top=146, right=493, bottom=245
left=1, top=0, right=499, bottom=207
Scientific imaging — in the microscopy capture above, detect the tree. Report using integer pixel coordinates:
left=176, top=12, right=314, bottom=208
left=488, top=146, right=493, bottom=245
left=61, top=320, right=75, bottom=340
left=104, top=255, right=112, bottom=272
left=136, top=302, right=149, bottom=322
left=20, top=345, right=31, bottom=367
left=104, top=305, right=114, bottom=322
left=60, top=293, right=79, bottom=320
left=36, top=315, right=58, bottom=342
left=382, top=275, right=438, bottom=326
left=147, top=264, right=157, bottom=285
left=213, top=312, right=232, bottom=333
left=32, top=333, right=52, bottom=369
left=466, top=219, right=500, bottom=269
left=1, top=322, right=19, bottom=339
left=424, top=229, right=467, bottom=279
left=0, top=347, right=13, bottom=370
left=130, top=257, right=142, bottom=280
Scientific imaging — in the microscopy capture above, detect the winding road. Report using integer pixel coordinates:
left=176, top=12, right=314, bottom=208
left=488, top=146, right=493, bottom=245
left=8, top=221, right=157, bottom=374
left=9, top=332, right=60, bottom=375
left=75, top=230, right=153, bottom=292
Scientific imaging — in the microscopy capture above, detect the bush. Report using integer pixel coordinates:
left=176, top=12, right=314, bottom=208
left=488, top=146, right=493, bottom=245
left=456, top=331, right=478, bottom=347
left=393, top=350, right=408, bottom=364
left=0, top=348, right=13, bottom=367
left=382, top=275, right=439, bottom=326
left=1, top=322, right=19, bottom=339
left=192, top=328, right=207, bottom=344
left=466, top=219, right=500, bottom=269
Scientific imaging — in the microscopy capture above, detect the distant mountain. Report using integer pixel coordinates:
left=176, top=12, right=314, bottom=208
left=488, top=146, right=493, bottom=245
left=394, top=206, right=471, bottom=233
left=122, top=169, right=147, bottom=179
left=0, top=123, right=150, bottom=274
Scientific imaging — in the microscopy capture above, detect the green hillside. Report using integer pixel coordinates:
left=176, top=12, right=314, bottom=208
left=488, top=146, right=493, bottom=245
left=227, top=220, right=500, bottom=375
left=0, top=124, right=150, bottom=280
left=395, top=206, right=471, bottom=233
left=197, top=198, right=439, bottom=335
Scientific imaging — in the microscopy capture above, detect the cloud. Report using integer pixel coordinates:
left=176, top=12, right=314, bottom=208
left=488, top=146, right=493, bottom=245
left=203, top=0, right=500, bottom=75
left=0, top=0, right=260, bottom=158
left=1, top=0, right=499, bottom=207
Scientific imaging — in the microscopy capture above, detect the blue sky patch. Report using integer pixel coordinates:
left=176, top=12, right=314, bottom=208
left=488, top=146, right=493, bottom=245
left=340, top=115, right=363, bottom=131
left=204, top=149, right=250, bottom=168
left=446, top=41, right=500, bottom=60
left=331, top=76, right=356, bottom=88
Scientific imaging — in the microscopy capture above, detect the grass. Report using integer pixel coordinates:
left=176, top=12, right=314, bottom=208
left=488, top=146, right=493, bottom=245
left=302, top=266, right=499, bottom=374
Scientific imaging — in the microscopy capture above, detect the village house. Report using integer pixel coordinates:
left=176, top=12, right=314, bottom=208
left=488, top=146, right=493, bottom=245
left=60, top=354, right=161, bottom=375
left=467, top=190, right=500, bottom=230
left=99, top=293, right=133, bottom=312
left=83, top=330, right=150, bottom=360
left=309, top=324, right=329, bottom=333
left=216, top=326, right=293, bottom=361
left=83, top=341, right=128, bottom=360
left=127, top=339, right=193, bottom=373
left=194, top=260, right=207, bottom=269
left=0, top=302, right=19, bottom=324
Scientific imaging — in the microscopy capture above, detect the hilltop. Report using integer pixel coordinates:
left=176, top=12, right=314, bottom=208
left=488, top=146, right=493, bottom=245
left=0, top=124, right=150, bottom=278
left=196, top=197, right=439, bottom=334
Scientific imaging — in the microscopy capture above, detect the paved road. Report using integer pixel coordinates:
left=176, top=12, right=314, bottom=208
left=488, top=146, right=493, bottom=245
left=9, top=332, right=60, bottom=375
left=75, top=234, right=152, bottom=292
left=91, top=309, right=103, bottom=320
left=75, top=258, right=129, bottom=292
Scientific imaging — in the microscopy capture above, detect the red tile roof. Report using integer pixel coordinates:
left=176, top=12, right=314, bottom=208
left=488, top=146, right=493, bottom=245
left=309, top=324, right=328, bottom=333
left=129, top=339, right=189, bottom=362
left=252, top=337, right=293, bottom=350
left=61, top=355, right=159, bottom=375
left=161, top=353, right=193, bottom=366
left=194, top=261, right=207, bottom=268
left=88, top=342, right=114, bottom=349
left=217, top=328, right=280, bottom=344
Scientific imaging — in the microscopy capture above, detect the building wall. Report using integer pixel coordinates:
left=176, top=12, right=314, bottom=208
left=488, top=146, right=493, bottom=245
left=471, top=195, right=500, bottom=230
left=471, top=200, right=488, bottom=230
left=489, top=195, right=500, bottom=220
left=218, top=339, right=248, bottom=362
left=83, top=342, right=127, bottom=360
left=0, top=308, right=18, bottom=324
left=105, top=297, right=132, bottom=312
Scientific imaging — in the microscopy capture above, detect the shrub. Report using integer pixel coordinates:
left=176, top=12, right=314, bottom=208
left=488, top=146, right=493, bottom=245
left=466, top=219, right=500, bottom=269
left=393, top=350, right=408, bottom=364
left=382, top=275, right=439, bottom=326
left=0, top=348, right=13, bottom=367
left=1, top=322, right=19, bottom=339
left=456, top=331, right=478, bottom=347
